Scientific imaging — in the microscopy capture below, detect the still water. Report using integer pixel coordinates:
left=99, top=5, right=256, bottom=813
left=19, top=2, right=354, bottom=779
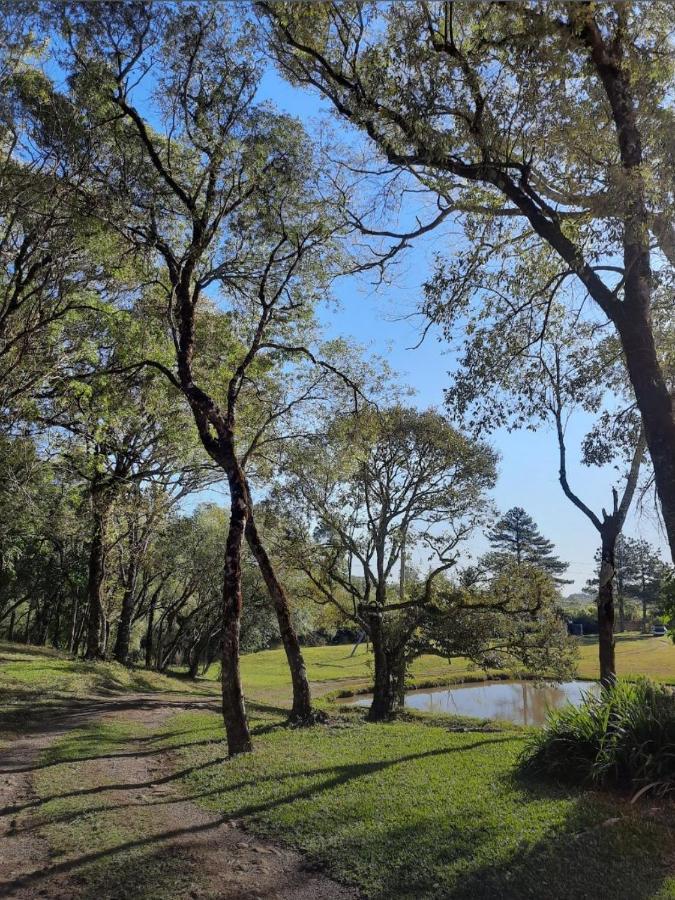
left=350, top=680, right=600, bottom=727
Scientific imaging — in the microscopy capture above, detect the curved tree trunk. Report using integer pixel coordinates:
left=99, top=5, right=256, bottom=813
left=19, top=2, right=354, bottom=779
left=244, top=505, right=314, bottom=722
left=598, top=531, right=617, bottom=685
left=220, top=478, right=252, bottom=755
left=615, top=309, right=675, bottom=565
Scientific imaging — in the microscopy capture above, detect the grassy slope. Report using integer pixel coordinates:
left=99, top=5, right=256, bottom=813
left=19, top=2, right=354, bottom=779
left=0, top=641, right=217, bottom=702
left=0, top=641, right=217, bottom=745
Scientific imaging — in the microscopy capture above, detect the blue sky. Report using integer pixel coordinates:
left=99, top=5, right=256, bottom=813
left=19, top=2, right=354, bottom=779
left=256, top=68, right=669, bottom=593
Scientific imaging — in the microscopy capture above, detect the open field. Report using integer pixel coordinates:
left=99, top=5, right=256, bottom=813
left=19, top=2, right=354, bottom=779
left=2, top=639, right=675, bottom=899
left=235, top=632, right=675, bottom=705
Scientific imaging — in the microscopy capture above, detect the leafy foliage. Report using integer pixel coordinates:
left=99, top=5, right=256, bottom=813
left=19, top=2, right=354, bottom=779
left=521, top=678, right=675, bottom=795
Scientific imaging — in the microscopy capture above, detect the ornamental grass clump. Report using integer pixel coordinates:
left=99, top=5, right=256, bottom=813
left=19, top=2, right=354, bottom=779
left=520, top=678, right=675, bottom=796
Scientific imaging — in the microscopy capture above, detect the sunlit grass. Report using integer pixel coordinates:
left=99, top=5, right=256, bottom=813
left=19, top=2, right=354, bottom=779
left=162, top=707, right=675, bottom=899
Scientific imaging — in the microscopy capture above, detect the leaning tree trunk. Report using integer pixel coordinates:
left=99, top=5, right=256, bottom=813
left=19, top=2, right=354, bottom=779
left=84, top=491, right=109, bottom=660
left=220, top=477, right=253, bottom=755
left=597, top=531, right=617, bottom=685
left=614, top=263, right=675, bottom=569
left=244, top=506, right=314, bottom=722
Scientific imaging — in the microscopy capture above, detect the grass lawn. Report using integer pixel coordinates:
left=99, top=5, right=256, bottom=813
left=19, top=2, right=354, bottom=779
left=0, top=641, right=217, bottom=745
left=233, top=631, right=675, bottom=706
left=577, top=632, right=675, bottom=682
left=4, top=638, right=675, bottom=899
left=161, top=705, right=675, bottom=900
left=0, top=641, right=217, bottom=703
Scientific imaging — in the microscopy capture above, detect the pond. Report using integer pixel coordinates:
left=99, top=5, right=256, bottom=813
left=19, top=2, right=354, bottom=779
left=348, top=679, right=601, bottom=727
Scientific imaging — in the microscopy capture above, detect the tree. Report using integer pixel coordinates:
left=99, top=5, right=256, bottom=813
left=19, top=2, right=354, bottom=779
left=0, top=15, right=131, bottom=430
left=281, top=404, right=498, bottom=720
left=262, top=1, right=675, bottom=564
left=614, top=537, right=669, bottom=634
left=55, top=3, right=362, bottom=752
left=484, top=508, right=569, bottom=583
left=448, top=302, right=647, bottom=683
left=414, top=564, right=576, bottom=686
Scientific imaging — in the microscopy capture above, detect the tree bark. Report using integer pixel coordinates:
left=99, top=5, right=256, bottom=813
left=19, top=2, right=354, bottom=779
left=145, top=595, right=156, bottom=669
left=598, top=531, right=617, bottom=685
left=366, top=611, right=401, bottom=722
left=614, top=309, right=675, bottom=563
left=221, top=482, right=253, bottom=755
left=84, top=491, right=108, bottom=660
left=244, top=505, right=314, bottom=722
left=69, top=596, right=78, bottom=654
left=113, top=556, right=139, bottom=665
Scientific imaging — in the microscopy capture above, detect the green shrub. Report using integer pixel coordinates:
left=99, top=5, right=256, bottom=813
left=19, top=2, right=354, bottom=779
left=520, top=678, right=675, bottom=795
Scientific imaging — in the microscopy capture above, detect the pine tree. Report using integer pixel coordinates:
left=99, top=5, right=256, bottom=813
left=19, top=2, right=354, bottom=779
left=484, top=507, right=570, bottom=583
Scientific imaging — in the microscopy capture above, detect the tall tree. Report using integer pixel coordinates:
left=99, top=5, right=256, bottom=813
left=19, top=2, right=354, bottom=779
left=56, top=3, right=359, bottom=751
left=282, top=405, right=497, bottom=720
left=262, top=1, right=675, bottom=563
left=485, top=508, right=570, bottom=583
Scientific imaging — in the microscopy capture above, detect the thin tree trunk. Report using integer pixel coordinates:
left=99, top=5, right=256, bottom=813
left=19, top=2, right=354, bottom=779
left=221, top=484, right=252, bottom=755
left=145, top=596, right=156, bottom=669
left=69, top=596, right=79, bottom=654
left=598, top=531, right=617, bottom=685
left=113, top=559, right=138, bottom=664
left=73, top=601, right=88, bottom=657
left=85, top=488, right=108, bottom=660
left=7, top=609, right=15, bottom=642
left=244, top=506, right=314, bottom=722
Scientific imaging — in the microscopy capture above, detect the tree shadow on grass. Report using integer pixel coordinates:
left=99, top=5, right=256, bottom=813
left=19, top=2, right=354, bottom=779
left=1, top=736, right=519, bottom=896
left=313, top=777, right=674, bottom=900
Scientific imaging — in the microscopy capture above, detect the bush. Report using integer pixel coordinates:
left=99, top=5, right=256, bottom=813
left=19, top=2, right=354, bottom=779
left=520, top=678, right=675, bottom=795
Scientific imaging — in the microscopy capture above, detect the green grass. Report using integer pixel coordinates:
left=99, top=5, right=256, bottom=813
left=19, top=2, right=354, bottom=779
left=28, top=719, right=199, bottom=900
left=6, top=638, right=675, bottom=899
left=0, top=641, right=217, bottom=744
left=160, top=706, right=675, bottom=900
left=236, top=644, right=472, bottom=705
left=577, top=633, right=675, bottom=683
left=0, top=641, right=217, bottom=702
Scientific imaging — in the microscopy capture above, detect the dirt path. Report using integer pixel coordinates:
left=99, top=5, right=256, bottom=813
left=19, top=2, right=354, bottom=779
left=0, top=694, right=359, bottom=900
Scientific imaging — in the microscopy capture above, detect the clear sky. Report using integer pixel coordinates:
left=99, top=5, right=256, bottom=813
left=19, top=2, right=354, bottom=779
left=254, top=67, right=669, bottom=593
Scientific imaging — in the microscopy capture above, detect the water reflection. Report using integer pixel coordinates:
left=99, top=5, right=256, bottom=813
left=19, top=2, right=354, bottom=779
left=351, top=680, right=600, bottom=726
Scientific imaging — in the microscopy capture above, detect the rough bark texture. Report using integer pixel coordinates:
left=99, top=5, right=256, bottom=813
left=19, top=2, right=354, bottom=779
left=598, top=533, right=617, bottom=686
left=84, top=490, right=108, bottom=661
left=365, top=611, right=406, bottom=722
left=220, top=479, right=252, bottom=755
left=244, top=506, right=314, bottom=722
left=113, top=559, right=138, bottom=665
